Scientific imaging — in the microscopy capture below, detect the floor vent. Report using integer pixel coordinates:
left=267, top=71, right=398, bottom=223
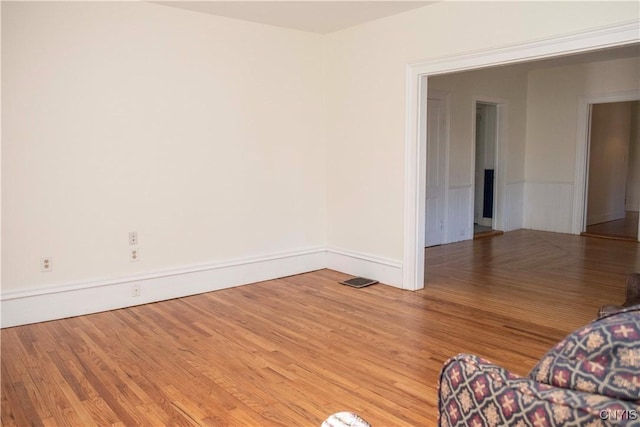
left=340, top=277, right=378, bottom=288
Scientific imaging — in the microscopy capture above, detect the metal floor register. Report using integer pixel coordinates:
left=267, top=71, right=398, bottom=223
left=339, top=277, right=378, bottom=288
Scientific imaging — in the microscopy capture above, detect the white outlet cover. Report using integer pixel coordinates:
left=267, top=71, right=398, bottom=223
left=41, top=257, right=53, bottom=272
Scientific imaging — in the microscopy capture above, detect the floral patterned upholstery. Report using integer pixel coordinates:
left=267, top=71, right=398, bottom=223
left=530, top=305, right=640, bottom=402
left=438, top=306, right=640, bottom=426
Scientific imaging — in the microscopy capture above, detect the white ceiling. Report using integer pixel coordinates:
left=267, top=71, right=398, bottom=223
left=149, top=1, right=639, bottom=68
left=151, top=1, right=434, bottom=34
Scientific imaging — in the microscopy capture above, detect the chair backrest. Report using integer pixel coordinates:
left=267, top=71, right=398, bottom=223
left=529, top=305, right=640, bottom=402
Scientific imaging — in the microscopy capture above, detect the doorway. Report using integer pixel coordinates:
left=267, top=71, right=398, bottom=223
left=582, top=100, right=640, bottom=241
left=473, top=103, right=498, bottom=237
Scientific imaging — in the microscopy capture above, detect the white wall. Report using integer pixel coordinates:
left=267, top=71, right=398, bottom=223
left=2, top=2, right=327, bottom=294
left=524, top=57, right=640, bottom=232
left=587, top=102, right=632, bottom=224
left=626, top=101, right=640, bottom=212
left=430, top=68, right=529, bottom=189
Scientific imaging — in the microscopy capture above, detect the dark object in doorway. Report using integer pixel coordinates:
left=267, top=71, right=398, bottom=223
left=483, top=169, right=494, bottom=218
left=340, top=277, right=378, bottom=288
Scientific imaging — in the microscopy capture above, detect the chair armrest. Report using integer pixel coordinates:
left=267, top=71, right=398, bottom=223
left=438, top=354, right=639, bottom=426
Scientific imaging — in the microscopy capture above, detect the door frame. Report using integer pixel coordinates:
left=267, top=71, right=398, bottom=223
left=572, top=90, right=640, bottom=239
left=471, top=97, right=508, bottom=233
left=425, top=89, right=450, bottom=246
left=403, top=22, right=639, bottom=291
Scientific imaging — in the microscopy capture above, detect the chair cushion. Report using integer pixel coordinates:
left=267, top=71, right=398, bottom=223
left=439, top=353, right=640, bottom=426
left=529, top=305, right=640, bottom=402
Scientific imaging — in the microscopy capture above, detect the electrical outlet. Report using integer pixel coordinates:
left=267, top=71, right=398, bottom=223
left=132, top=284, right=141, bottom=297
left=129, top=232, right=138, bottom=246
left=130, top=248, right=139, bottom=262
left=41, top=257, right=52, bottom=272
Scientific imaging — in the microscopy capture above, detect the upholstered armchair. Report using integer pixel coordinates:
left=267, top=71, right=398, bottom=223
left=438, top=305, right=640, bottom=426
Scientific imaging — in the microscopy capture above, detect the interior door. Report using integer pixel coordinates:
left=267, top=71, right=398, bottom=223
left=425, top=97, right=447, bottom=247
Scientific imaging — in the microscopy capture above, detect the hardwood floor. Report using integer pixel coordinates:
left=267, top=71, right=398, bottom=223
left=2, top=230, right=639, bottom=426
left=583, top=210, right=639, bottom=241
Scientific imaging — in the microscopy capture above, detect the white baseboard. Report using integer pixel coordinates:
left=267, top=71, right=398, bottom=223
left=1, top=248, right=326, bottom=328
left=587, top=210, right=626, bottom=226
left=1, top=246, right=405, bottom=327
left=326, top=247, right=403, bottom=288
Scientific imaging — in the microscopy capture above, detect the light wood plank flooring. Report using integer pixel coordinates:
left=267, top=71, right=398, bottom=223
left=584, top=211, right=639, bottom=241
left=2, top=230, right=639, bottom=426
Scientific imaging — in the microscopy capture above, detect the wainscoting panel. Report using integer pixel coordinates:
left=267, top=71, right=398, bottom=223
left=505, top=181, right=525, bottom=232
left=446, top=185, right=473, bottom=243
left=523, top=182, right=574, bottom=233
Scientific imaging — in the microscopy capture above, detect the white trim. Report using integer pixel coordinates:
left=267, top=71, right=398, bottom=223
left=1, top=248, right=326, bottom=328
left=496, top=103, right=509, bottom=233
left=326, top=247, right=402, bottom=288
left=1, top=245, right=405, bottom=327
left=572, top=90, right=640, bottom=235
left=404, top=21, right=640, bottom=290
left=408, top=21, right=640, bottom=76
left=403, top=69, right=427, bottom=291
